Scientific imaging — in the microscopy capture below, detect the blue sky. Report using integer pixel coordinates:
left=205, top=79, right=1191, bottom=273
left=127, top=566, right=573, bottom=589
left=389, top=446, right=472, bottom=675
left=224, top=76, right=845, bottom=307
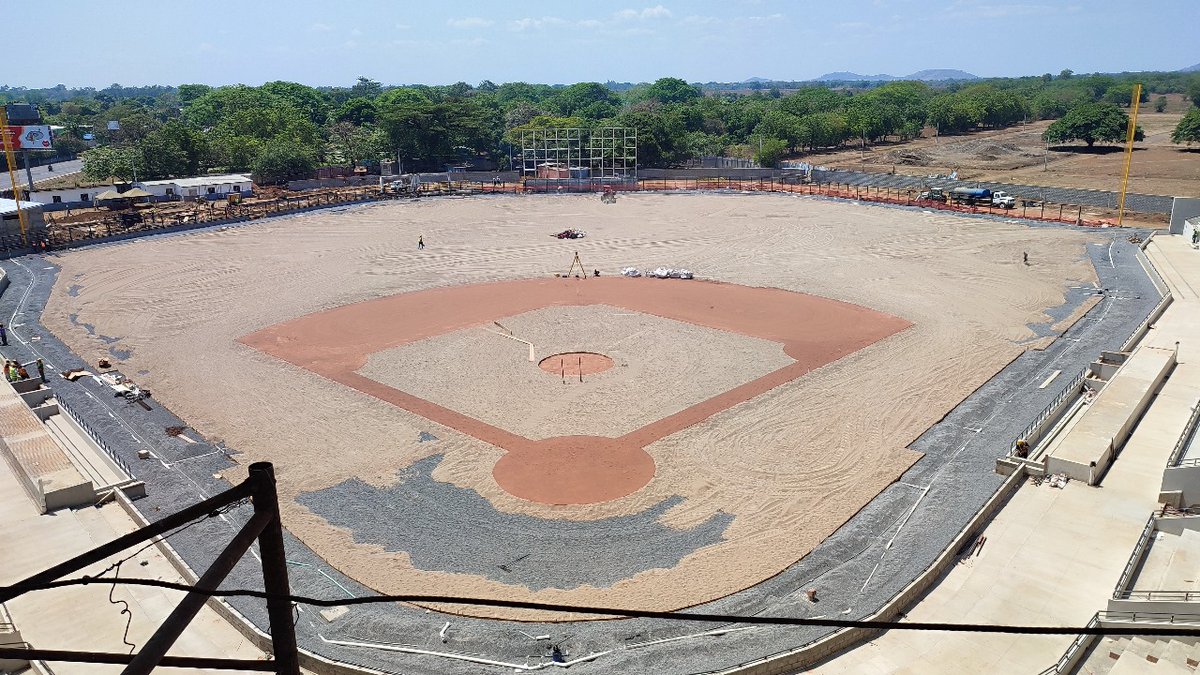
left=17, top=0, right=1199, bottom=88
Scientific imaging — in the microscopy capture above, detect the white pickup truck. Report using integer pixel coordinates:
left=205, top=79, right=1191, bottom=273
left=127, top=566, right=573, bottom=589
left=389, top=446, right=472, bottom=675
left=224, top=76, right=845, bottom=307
left=991, top=191, right=1016, bottom=208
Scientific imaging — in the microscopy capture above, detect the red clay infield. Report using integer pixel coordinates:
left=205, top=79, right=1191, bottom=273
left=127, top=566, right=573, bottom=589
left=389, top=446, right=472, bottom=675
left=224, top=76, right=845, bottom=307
left=240, top=277, right=910, bottom=505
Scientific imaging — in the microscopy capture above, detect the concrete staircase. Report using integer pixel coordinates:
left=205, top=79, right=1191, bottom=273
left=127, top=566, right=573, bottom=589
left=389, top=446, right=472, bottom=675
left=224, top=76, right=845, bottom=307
left=41, top=413, right=127, bottom=490
left=1129, top=529, right=1200, bottom=595
left=1083, top=636, right=1200, bottom=673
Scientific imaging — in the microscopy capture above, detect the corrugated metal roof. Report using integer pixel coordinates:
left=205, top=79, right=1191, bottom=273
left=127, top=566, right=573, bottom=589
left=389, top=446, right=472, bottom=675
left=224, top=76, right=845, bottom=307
left=140, top=173, right=252, bottom=188
left=0, top=198, right=41, bottom=215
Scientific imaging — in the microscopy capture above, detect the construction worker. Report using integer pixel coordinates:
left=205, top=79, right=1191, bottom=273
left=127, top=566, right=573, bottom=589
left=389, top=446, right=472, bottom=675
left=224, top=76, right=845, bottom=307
left=36, top=358, right=45, bottom=383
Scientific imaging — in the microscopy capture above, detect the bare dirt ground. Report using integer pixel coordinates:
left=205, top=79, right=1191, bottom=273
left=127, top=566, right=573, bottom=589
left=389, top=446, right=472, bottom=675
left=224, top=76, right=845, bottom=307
left=808, top=104, right=1200, bottom=199
left=42, top=193, right=1103, bottom=617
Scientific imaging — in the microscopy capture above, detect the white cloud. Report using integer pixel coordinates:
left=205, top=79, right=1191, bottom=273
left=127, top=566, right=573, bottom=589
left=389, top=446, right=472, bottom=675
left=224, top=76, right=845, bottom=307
left=447, top=17, right=494, bottom=29
left=310, top=22, right=334, bottom=32
left=450, top=37, right=489, bottom=47
left=682, top=15, right=718, bottom=25
left=616, top=5, right=673, bottom=20
left=394, top=23, right=411, bottom=30
left=508, top=16, right=568, bottom=31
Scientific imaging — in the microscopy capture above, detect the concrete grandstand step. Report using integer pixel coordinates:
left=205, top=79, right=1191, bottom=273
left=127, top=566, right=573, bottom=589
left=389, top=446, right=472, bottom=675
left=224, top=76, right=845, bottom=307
left=1162, top=529, right=1200, bottom=591
left=1093, top=636, right=1132, bottom=675
left=1134, top=531, right=1184, bottom=591
left=1163, top=640, right=1197, bottom=669
left=1187, top=638, right=1200, bottom=668
left=43, top=414, right=126, bottom=488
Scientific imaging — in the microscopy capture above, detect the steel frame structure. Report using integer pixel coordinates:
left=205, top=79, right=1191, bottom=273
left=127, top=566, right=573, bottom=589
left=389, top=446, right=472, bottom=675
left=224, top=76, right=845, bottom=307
left=518, top=127, right=637, bottom=181
left=0, top=462, right=300, bottom=674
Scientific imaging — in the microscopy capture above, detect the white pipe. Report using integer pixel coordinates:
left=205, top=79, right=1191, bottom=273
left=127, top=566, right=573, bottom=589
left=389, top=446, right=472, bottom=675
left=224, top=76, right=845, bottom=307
left=485, top=328, right=535, bottom=361
left=439, top=621, right=450, bottom=643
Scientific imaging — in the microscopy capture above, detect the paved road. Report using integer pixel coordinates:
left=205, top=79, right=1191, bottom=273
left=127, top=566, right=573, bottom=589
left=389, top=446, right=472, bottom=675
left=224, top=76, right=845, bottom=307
left=0, top=159, right=82, bottom=192
left=811, top=168, right=1176, bottom=214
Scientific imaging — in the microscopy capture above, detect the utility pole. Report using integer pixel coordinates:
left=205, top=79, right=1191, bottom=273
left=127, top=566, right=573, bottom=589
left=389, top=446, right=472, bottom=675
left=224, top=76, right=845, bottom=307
left=21, top=149, right=33, bottom=191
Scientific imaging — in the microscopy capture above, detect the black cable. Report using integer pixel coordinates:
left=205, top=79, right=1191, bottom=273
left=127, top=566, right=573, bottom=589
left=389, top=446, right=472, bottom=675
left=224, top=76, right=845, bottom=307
left=83, top=497, right=251, bottom=655
left=5, top=576, right=1200, bottom=637
left=106, top=561, right=136, bottom=654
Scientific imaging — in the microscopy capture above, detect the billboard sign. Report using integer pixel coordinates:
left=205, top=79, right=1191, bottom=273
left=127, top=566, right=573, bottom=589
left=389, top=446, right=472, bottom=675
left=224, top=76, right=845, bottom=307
left=1, top=125, right=53, bottom=150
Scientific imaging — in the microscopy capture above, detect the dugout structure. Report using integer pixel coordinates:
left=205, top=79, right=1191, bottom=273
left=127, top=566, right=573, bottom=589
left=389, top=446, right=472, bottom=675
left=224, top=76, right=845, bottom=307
left=518, top=127, right=637, bottom=185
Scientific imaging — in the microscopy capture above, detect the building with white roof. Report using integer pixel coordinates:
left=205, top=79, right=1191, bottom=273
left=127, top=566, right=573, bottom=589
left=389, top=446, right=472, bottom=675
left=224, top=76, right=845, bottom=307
left=138, top=173, right=253, bottom=199
left=0, top=198, right=46, bottom=242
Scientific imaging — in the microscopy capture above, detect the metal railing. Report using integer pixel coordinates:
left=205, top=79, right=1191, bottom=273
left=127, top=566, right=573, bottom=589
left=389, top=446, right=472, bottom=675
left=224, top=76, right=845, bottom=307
left=1114, top=589, right=1200, bottom=602
left=1167, top=400, right=1200, bottom=468
left=55, top=395, right=134, bottom=479
left=1038, top=611, right=1101, bottom=675
left=1112, top=514, right=1158, bottom=600
left=1009, top=368, right=1086, bottom=456
left=1119, top=291, right=1173, bottom=353
left=1099, top=610, right=1200, bottom=624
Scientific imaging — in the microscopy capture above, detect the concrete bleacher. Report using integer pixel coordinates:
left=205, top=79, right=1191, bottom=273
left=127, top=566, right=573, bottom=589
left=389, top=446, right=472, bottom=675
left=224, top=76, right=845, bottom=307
left=1081, top=635, right=1200, bottom=674
left=0, top=384, right=93, bottom=512
left=1045, top=345, right=1177, bottom=484
left=1129, top=527, right=1200, bottom=596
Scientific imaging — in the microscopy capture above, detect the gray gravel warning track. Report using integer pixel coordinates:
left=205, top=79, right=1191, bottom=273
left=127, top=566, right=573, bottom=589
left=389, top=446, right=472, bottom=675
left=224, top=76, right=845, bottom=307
left=298, top=457, right=734, bottom=590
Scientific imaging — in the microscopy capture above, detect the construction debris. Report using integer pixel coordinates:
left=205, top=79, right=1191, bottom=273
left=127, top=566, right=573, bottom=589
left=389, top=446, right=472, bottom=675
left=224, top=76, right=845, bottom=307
left=649, top=267, right=694, bottom=279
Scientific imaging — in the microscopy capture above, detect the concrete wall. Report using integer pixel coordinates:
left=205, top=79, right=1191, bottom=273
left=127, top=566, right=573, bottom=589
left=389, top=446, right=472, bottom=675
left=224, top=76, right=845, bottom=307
left=1153, top=515, right=1200, bottom=536
left=1161, top=466, right=1200, bottom=507
left=1107, top=598, right=1200, bottom=615
left=41, top=480, right=95, bottom=512
left=1170, top=198, right=1200, bottom=234
left=0, top=603, right=29, bottom=671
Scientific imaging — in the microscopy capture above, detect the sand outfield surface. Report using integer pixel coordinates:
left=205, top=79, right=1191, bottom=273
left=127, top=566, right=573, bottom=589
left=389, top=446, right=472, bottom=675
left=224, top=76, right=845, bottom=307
left=42, top=193, right=1103, bottom=618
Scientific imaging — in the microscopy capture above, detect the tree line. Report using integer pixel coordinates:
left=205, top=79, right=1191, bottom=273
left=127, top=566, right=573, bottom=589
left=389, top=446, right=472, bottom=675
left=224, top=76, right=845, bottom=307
left=2, top=68, right=1198, bottom=184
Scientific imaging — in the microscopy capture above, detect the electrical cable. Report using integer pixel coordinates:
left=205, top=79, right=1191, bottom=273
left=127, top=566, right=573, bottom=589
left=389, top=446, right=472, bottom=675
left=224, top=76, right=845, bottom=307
left=4, top=575, right=1200, bottom=637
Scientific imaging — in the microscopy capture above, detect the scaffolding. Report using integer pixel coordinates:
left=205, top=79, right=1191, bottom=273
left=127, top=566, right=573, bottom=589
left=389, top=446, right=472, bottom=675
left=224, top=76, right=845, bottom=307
left=518, top=127, right=637, bottom=182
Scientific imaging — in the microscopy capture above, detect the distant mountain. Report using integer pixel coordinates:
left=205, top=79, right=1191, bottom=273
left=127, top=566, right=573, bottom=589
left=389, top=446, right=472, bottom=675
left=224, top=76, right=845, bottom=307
left=744, top=77, right=773, bottom=83
left=812, top=69, right=979, bottom=82
left=906, top=69, right=980, bottom=81
left=813, top=72, right=896, bottom=82
left=1181, top=63, right=1200, bottom=72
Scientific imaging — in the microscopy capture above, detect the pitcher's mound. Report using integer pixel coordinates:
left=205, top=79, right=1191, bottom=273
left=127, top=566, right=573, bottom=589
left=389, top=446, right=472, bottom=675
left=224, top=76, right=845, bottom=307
left=538, top=352, right=614, bottom=377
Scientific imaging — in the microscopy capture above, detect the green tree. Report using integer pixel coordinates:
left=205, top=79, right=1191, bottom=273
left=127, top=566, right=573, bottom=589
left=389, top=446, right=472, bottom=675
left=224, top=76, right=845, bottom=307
left=138, top=120, right=209, bottom=178
left=327, top=122, right=387, bottom=167
left=546, top=82, right=619, bottom=118
left=332, top=97, right=378, bottom=125
left=81, top=145, right=141, bottom=181
left=1154, top=96, right=1168, bottom=113
left=1171, top=109, right=1200, bottom=145
left=178, top=84, right=212, bottom=104
left=1043, top=102, right=1142, bottom=148
left=349, top=76, right=383, bottom=100
left=641, top=77, right=701, bottom=105
left=1188, top=78, right=1200, bottom=108
left=251, top=139, right=316, bottom=184
left=754, top=138, right=788, bottom=167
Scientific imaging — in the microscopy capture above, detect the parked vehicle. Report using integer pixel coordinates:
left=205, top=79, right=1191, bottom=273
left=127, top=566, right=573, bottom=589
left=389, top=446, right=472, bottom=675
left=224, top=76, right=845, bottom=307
left=991, top=191, right=1016, bottom=208
left=950, top=187, right=993, bottom=206
left=918, top=187, right=947, bottom=202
